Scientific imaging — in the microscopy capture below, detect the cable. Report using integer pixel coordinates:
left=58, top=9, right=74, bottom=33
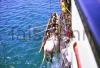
left=33, top=24, right=46, bottom=29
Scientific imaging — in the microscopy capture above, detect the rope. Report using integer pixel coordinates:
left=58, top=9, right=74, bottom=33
left=66, top=7, right=72, bottom=15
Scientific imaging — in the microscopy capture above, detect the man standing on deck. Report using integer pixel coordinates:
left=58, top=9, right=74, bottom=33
left=61, top=0, right=67, bottom=19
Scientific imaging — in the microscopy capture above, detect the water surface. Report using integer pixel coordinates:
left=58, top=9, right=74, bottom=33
left=0, top=0, right=60, bottom=68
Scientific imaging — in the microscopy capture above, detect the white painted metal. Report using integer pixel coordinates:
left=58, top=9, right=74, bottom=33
left=72, top=0, right=98, bottom=68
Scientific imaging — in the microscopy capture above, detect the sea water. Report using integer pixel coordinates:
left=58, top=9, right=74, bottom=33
left=0, top=0, right=60, bottom=68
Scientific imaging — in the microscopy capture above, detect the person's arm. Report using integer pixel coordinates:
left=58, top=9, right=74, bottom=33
left=67, top=0, right=70, bottom=4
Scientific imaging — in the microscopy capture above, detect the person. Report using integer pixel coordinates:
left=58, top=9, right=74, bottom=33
left=61, top=0, right=66, bottom=14
left=51, top=12, right=57, bottom=23
left=66, top=0, right=71, bottom=11
left=66, top=23, right=74, bottom=38
left=66, top=14, right=71, bottom=26
left=49, top=12, right=58, bottom=28
left=61, top=46, right=72, bottom=68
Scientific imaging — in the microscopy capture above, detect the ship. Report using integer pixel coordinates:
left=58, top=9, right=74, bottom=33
left=39, top=0, right=99, bottom=68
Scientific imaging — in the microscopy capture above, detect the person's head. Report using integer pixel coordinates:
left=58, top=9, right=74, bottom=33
left=67, top=14, right=71, bottom=19
left=50, top=24, right=53, bottom=28
left=46, top=30, right=49, bottom=34
left=51, top=13, right=55, bottom=18
left=52, top=12, right=57, bottom=18
left=62, top=0, right=64, bottom=2
left=48, top=24, right=51, bottom=29
left=55, top=29, right=58, bottom=34
left=53, top=26, right=55, bottom=29
left=53, top=12, right=56, bottom=16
